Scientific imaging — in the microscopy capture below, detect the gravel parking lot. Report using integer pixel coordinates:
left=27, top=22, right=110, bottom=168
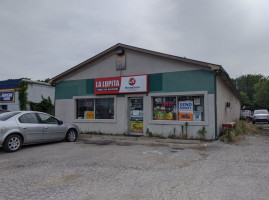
left=1, top=130, right=269, bottom=200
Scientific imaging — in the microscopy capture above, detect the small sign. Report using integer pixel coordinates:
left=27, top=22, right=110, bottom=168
left=0, top=92, right=15, bottom=102
left=193, top=111, right=201, bottom=121
left=85, top=111, right=95, bottom=119
left=194, top=98, right=200, bottom=105
left=178, top=113, right=193, bottom=121
left=179, top=101, right=193, bottom=113
left=130, top=121, right=143, bottom=133
left=197, top=106, right=203, bottom=112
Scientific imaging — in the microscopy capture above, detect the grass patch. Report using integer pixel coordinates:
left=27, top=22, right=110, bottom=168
left=81, top=131, right=125, bottom=136
left=220, top=120, right=259, bottom=143
left=146, top=128, right=166, bottom=139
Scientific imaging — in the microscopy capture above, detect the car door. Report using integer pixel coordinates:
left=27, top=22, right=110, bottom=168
left=37, top=113, right=66, bottom=141
left=18, top=113, right=44, bottom=143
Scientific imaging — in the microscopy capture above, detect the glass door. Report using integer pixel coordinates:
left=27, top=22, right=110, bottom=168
left=129, top=98, right=143, bottom=135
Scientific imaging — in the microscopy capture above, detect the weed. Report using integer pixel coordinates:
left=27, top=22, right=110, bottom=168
left=153, top=134, right=166, bottom=139
left=146, top=128, right=153, bottom=137
left=197, top=126, right=207, bottom=139
left=146, top=128, right=165, bottom=139
left=220, top=120, right=258, bottom=143
left=185, top=122, right=189, bottom=135
left=168, top=128, right=177, bottom=139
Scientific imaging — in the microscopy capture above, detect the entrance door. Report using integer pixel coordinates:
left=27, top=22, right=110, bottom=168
left=129, top=98, right=144, bottom=135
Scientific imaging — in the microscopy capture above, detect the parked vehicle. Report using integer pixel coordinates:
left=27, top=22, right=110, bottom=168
left=240, top=109, right=252, bottom=120
left=252, top=109, right=269, bottom=124
left=0, top=111, right=79, bottom=152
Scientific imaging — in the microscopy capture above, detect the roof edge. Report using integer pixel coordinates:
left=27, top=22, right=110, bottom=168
left=51, top=43, right=222, bottom=83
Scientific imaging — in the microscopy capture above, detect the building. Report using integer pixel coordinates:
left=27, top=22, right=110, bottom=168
left=0, top=79, right=55, bottom=111
left=51, top=43, right=240, bottom=139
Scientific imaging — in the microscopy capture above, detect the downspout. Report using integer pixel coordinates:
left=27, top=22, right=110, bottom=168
left=213, top=70, right=223, bottom=139
left=50, top=80, right=57, bottom=116
left=209, top=64, right=222, bottom=139
left=214, top=73, right=218, bottom=139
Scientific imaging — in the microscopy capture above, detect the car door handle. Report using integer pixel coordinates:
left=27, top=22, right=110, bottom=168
left=44, top=127, right=49, bottom=129
left=22, top=127, right=27, bottom=129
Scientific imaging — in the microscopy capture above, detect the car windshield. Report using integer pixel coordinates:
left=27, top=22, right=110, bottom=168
left=0, top=112, right=21, bottom=121
left=254, top=110, right=269, bottom=114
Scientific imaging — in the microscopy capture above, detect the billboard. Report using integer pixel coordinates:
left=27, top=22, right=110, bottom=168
left=0, top=92, right=15, bottom=102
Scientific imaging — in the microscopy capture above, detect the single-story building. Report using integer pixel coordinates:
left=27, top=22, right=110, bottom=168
left=51, top=43, right=240, bottom=139
left=0, top=79, right=55, bottom=111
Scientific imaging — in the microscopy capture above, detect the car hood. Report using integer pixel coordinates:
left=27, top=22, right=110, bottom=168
left=254, top=114, right=269, bottom=116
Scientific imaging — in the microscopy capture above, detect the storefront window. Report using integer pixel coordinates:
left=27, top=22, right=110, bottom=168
left=152, top=95, right=204, bottom=121
left=95, top=98, right=114, bottom=119
left=76, top=98, right=114, bottom=120
left=153, top=97, right=177, bottom=120
left=178, top=96, right=204, bottom=121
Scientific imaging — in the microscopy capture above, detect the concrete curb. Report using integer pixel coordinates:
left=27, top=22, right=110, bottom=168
left=78, top=134, right=209, bottom=149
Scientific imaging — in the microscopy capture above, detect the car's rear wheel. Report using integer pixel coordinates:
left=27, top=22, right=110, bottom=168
left=4, top=134, right=22, bottom=152
left=65, top=129, right=77, bottom=142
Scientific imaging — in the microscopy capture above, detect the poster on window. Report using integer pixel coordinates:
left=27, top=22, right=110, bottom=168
left=178, top=101, right=193, bottom=113
left=193, top=111, right=201, bottom=121
left=154, top=111, right=166, bottom=120
left=194, top=98, right=200, bottom=105
left=178, top=113, right=193, bottom=121
left=84, top=111, right=95, bottom=119
left=130, top=121, right=143, bottom=133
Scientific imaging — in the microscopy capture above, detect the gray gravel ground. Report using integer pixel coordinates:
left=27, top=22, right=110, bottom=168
left=1, top=132, right=269, bottom=200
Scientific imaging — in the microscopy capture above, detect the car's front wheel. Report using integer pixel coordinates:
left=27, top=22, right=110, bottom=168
left=65, top=129, right=77, bottom=142
left=4, top=134, right=22, bottom=152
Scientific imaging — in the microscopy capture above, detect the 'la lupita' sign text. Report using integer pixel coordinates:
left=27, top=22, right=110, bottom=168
left=94, top=75, right=148, bottom=94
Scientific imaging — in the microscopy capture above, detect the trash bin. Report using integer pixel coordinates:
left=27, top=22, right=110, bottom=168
left=246, top=116, right=251, bottom=123
left=222, top=122, right=236, bottom=135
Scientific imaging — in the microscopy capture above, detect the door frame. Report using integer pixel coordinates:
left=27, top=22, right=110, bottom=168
left=128, top=96, right=144, bottom=136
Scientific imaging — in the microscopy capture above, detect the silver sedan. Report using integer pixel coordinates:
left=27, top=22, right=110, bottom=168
left=0, top=111, right=80, bottom=152
left=252, top=109, right=269, bottom=124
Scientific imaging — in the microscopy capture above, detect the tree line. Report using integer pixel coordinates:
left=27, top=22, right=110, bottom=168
left=231, top=74, right=269, bottom=110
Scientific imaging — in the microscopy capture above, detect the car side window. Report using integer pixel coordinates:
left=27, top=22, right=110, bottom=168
left=38, top=113, right=58, bottom=124
left=19, top=113, right=39, bottom=124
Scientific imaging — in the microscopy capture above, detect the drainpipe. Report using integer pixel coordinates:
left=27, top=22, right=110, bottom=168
left=214, top=73, right=218, bottom=139
left=214, top=70, right=222, bottom=139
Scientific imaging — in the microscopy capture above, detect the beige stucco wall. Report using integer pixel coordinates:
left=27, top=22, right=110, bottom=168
left=216, top=76, right=241, bottom=136
left=63, top=49, right=209, bottom=81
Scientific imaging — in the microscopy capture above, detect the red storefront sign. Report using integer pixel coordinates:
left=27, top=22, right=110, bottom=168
left=94, top=75, right=148, bottom=95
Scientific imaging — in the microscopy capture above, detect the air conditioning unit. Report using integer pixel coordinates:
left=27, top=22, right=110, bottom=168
left=225, top=102, right=231, bottom=108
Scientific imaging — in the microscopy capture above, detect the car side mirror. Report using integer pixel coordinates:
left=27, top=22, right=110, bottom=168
left=58, top=120, right=63, bottom=125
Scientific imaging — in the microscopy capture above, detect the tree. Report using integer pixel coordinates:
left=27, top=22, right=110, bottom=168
left=232, top=74, right=266, bottom=101
left=37, top=78, right=51, bottom=83
left=253, top=80, right=269, bottom=110
left=232, top=74, right=267, bottom=109
left=239, top=91, right=252, bottom=108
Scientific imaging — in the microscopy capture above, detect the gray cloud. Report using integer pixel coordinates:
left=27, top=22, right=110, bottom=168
left=0, top=0, right=268, bottom=81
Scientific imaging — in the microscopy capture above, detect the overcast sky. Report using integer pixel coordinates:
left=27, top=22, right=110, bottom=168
left=1, top=0, right=269, bottom=81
